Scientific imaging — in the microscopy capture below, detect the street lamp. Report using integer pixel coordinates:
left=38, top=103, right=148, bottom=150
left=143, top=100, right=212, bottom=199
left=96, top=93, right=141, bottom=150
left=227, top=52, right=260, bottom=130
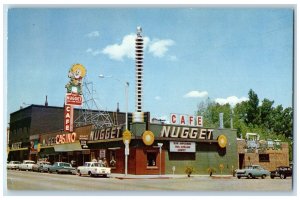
left=98, top=75, right=129, bottom=130
left=155, top=143, right=163, bottom=176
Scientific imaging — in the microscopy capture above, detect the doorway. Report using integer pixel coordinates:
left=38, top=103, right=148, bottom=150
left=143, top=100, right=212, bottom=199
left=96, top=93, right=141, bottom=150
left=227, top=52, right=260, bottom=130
left=239, top=154, right=245, bottom=169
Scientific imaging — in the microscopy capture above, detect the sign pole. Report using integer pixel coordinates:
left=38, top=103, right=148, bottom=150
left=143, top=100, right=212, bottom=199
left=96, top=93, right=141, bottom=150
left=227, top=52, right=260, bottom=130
left=125, top=140, right=129, bottom=176
left=123, top=131, right=131, bottom=176
left=157, top=143, right=163, bottom=176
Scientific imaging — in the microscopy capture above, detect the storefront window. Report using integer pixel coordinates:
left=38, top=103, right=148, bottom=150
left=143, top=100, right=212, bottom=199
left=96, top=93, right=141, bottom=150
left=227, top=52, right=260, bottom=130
left=147, top=152, right=157, bottom=167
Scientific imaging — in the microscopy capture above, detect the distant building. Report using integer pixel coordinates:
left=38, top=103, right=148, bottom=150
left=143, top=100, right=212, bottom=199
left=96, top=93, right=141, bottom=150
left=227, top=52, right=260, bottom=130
left=237, top=133, right=289, bottom=171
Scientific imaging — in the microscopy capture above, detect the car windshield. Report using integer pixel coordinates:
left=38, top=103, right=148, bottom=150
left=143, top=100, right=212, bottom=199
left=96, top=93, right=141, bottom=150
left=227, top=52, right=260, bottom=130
left=93, top=163, right=102, bottom=167
left=62, top=163, right=71, bottom=167
left=98, top=163, right=105, bottom=167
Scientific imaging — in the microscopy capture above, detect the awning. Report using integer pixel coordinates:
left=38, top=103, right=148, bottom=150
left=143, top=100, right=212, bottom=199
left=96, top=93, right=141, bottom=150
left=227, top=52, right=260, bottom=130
left=9, top=147, right=28, bottom=152
left=39, top=147, right=56, bottom=156
left=54, top=141, right=82, bottom=152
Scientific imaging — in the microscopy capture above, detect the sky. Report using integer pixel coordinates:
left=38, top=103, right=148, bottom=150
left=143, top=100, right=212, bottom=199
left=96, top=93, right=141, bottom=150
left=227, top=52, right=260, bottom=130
left=5, top=7, right=294, bottom=123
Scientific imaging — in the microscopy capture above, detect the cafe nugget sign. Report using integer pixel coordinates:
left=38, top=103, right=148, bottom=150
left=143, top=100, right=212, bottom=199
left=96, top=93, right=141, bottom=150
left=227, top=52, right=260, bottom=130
left=64, top=63, right=87, bottom=132
left=160, top=125, right=213, bottom=140
left=64, top=105, right=74, bottom=132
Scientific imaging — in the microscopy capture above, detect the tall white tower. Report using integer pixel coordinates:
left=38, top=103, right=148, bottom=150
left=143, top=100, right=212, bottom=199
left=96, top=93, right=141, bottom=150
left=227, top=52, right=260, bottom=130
left=133, top=26, right=144, bottom=122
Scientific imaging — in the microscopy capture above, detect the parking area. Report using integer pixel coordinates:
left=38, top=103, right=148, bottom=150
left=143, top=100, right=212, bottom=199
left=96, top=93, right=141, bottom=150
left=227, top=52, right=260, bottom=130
left=6, top=170, right=293, bottom=194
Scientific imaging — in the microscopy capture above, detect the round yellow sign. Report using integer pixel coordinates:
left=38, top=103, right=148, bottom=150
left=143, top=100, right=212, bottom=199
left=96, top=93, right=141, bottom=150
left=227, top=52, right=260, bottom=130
left=218, top=134, right=227, bottom=148
left=122, top=130, right=132, bottom=144
left=142, top=131, right=155, bottom=146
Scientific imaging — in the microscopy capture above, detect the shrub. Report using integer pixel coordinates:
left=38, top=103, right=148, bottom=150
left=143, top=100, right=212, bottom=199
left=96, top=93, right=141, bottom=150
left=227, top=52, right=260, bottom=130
left=185, top=166, right=194, bottom=177
left=207, top=167, right=216, bottom=176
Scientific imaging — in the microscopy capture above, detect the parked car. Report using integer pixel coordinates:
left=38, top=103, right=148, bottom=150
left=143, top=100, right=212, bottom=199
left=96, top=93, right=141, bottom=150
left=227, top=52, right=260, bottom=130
left=40, top=162, right=53, bottom=173
left=77, top=162, right=111, bottom=177
left=19, top=160, right=36, bottom=171
left=270, top=166, right=292, bottom=179
left=32, top=161, right=51, bottom=172
left=48, top=162, right=75, bottom=174
left=7, top=161, right=22, bottom=170
left=236, top=165, right=270, bottom=179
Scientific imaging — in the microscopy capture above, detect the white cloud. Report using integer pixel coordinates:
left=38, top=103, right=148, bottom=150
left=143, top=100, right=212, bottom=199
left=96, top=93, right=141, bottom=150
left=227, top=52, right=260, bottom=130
left=102, top=34, right=174, bottom=61
left=148, top=39, right=175, bottom=57
left=183, top=91, right=208, bottom=98
left=86, top=31, right=100, bottom=38
left=86, top=48, right=101, bottom=56
left=215, top=96, right=248, bottom=106
left=102, top=34, right=150, bottom=61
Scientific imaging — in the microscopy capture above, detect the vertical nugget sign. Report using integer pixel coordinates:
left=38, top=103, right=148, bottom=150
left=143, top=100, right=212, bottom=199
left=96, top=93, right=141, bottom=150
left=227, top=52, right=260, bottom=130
left=64, top=64, right=87, bottom=132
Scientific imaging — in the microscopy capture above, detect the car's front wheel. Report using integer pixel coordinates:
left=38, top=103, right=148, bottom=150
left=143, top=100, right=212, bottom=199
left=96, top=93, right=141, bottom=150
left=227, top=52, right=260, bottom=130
left=280, top=174, right=286, bottom=179
left=261, top=174, right=266, bottom=179
left=247, top=174, right=252, bottom=179
left=237, top=176, right=241, bottom=179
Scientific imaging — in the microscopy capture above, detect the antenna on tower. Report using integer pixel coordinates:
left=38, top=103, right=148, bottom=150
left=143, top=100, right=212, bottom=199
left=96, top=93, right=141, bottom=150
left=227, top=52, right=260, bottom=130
left=133, top=26, right=144, bottom=122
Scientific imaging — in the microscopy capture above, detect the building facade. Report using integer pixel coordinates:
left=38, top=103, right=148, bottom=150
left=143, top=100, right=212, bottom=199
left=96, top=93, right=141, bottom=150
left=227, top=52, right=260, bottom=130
left=8, top=105, right=238, bottom=175
left=8, top=105, right=126, bottom=162
left=8, top=105, right=289, bottom=175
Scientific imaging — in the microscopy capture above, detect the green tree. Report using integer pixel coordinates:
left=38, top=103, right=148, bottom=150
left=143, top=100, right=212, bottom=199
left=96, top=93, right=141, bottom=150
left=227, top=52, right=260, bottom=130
left=271, top=105, right=293, bottom=138
left=245, top=89, right=260, bottom=125
left=260, top=98, right=274, bottom=130
left=195, top=89, right=293, bottom=161
left=197, top=98, right=231, bottom=128
left=233, top=101, right=248, bottom=137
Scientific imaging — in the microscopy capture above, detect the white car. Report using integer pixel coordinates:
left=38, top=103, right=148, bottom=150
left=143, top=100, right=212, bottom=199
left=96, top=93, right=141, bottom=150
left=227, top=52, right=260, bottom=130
left=7, top=161, right=22, bottom=170
left=19, top=160, right=36, bottom=171
left=77, top=162, right=111, bottom=177
left=32, top=161, right=51, bottom=172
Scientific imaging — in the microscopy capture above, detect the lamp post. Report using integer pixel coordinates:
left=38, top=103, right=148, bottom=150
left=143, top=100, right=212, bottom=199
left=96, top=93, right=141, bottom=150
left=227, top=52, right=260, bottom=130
left=98, top=75, right=129, bottom=130
left=124, top=140, right=129, bottom=176
left=157, top=143, right=163, bottom=176
left=99, top=74, right=130, bottom=176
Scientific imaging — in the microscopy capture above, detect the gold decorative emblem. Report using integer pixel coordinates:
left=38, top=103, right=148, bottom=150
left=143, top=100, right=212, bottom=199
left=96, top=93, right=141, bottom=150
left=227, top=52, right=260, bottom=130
left=218, top=134, right=227, bottom=148
left=142, top=131, right=155, bottom=146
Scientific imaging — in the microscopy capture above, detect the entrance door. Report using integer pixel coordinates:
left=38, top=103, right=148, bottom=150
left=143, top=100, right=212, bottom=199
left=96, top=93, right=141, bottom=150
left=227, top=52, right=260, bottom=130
left=239, top=154, right=245, bottom=169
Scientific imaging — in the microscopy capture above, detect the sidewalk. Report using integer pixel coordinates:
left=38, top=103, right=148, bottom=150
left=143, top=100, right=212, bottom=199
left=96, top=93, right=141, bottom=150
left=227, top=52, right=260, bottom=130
left=110, top=173, right=234, bottom=179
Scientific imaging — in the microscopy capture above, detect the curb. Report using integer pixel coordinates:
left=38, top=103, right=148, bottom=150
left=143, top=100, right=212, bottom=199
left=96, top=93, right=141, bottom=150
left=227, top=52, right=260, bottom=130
left=115, top=176, right=172, bottom=180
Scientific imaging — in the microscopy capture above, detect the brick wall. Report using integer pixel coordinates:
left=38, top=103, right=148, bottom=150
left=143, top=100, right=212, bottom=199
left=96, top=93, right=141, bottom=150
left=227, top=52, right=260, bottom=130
left=237, top=139, right=290, bottom=171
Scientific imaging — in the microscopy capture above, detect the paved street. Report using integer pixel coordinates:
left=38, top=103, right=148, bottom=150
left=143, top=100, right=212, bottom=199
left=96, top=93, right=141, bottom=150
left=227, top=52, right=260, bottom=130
left=6, top=170, right=293, bottom=195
